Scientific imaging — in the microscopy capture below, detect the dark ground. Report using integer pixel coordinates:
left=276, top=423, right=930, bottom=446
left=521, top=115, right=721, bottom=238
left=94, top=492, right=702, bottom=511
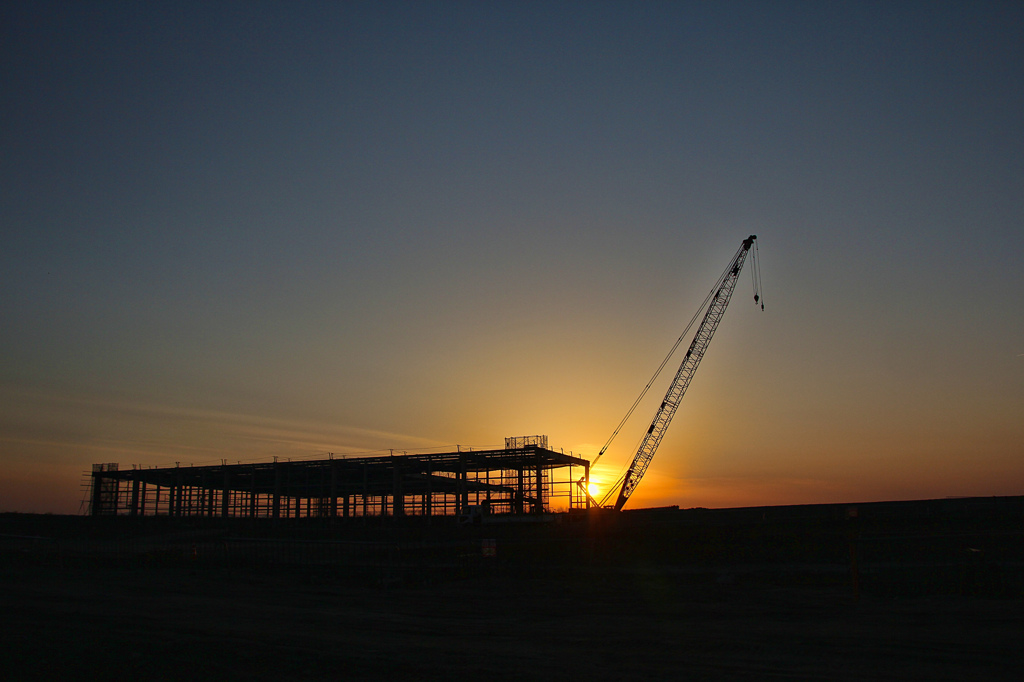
left=2, top=498, right=1023, bottom=680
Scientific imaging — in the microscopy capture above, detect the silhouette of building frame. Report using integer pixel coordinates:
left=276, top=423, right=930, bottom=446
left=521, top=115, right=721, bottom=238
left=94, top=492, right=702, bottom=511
left=89, top=440, right=591, bottom=518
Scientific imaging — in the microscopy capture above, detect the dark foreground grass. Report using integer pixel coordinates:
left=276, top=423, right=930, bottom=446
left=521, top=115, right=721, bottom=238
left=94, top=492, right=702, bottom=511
left=2, top=504, right=1023, bottom=681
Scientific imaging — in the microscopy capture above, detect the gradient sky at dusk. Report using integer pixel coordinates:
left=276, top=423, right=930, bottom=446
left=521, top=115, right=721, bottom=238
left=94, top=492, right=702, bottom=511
left=2, top=1, right=1022, bottom=514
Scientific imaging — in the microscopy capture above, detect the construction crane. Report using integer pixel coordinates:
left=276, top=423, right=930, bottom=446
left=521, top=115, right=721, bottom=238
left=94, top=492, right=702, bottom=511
left=586, top=235, right=761, bottom=511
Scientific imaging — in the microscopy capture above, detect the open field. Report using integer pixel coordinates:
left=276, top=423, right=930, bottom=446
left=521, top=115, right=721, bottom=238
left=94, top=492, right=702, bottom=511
left=3, top=498, right=1023, bottom=680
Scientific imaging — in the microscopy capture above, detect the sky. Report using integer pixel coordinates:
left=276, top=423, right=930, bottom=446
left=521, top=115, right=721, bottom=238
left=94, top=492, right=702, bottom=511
left=2, top=1, right=1022, bottom=514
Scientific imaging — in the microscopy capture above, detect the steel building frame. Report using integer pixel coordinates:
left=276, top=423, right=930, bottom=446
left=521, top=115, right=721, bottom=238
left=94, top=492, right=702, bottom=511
left=90, top=444, right=590, bottom=518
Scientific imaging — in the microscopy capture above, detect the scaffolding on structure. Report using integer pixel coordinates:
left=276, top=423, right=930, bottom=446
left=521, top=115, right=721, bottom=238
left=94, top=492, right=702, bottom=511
left=88, top=440, right=590, bottom=519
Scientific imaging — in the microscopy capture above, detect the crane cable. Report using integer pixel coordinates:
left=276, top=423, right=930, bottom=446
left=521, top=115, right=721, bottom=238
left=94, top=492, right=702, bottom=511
left=751, top=239, right=764, bottom=310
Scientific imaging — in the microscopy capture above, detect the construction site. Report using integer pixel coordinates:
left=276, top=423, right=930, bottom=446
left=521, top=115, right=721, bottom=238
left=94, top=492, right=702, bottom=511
left=87, top=436, right=591, bottom=520
left=86, top=236, right=762, bottom=522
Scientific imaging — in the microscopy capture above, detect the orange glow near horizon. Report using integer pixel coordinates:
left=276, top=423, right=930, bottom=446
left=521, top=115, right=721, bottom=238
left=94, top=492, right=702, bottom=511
left=3, top=371, right=1023, bottom=516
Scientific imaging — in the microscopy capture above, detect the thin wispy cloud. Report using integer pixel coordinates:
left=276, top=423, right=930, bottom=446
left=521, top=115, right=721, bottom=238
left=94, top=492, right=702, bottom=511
left=0, top=385, right=449, bottom=467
